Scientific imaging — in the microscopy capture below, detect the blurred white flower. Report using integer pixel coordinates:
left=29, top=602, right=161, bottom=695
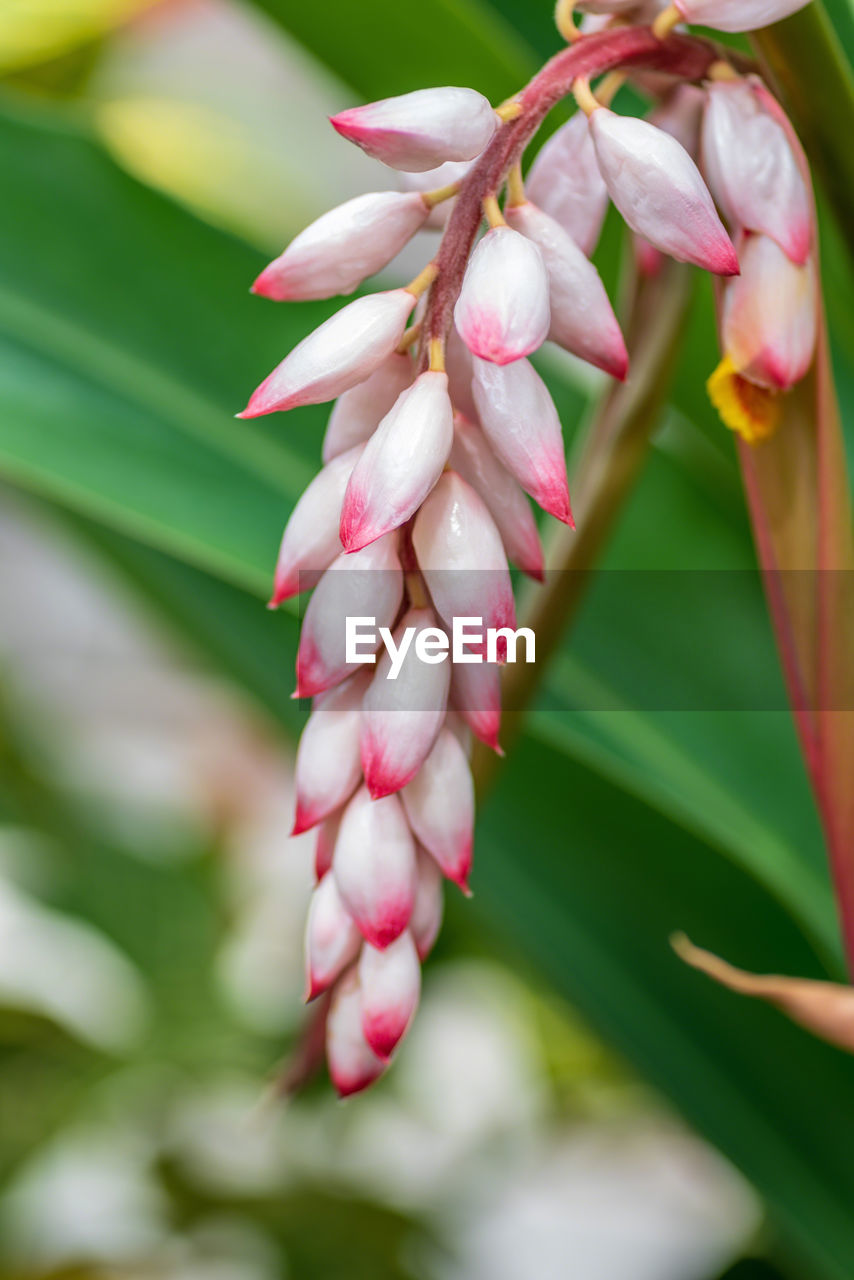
left=0, top=1129, right=167, bottom=1266
left=0, top=867, right=149, bottom=1051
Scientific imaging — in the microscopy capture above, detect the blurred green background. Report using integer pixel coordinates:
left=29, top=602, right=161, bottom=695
left=1, top=1, right=854, bottom=1277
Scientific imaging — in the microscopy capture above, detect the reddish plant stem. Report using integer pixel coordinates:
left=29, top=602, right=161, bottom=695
left=419, top=27, right=719, bottom=366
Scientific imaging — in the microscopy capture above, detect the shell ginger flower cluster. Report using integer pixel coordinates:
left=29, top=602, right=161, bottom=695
left=240, top=0, right=817, bottom=1095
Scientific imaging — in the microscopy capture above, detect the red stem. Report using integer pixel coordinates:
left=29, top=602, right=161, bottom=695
left=419, top=27, right=719, bottom=366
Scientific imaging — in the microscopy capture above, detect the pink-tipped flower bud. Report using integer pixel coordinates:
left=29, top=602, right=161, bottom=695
left=526, top=112, right=609, bottom=258
left=451, top=654, right=502, bottom=752
left=304, top=872, right=362, bottom=1000
left=314, top=812, right=340, bottom=881
left=674, top=0, right=811, bottom=32
left=340, top=371, right=454, bottom=552
left=454, top=226, right=551, bottom=365
left=721, top=233, right=817, bottom=391
left=271, top=445, right=363, bottom=605
left=296, top=533, right=403, bottom=698
left=326, top=967, right=387, bottom=1096
left=238, top=289, right=416, bottom=418
left=412, top=472, right=517, bottom=653
left=410, top=848, right=444, bottom=960
left=450, top=414, right=544, bottom=581
left=292, top=670, right=369, bottom=835
left=360, top=607, right=451, bottom=799
left=702, top=78, right=812, bottom=266
left=252, top=193, right=431, bottom=302
left=472, top=356, right=572, bottom=525
left=588, top=108, right=739, bottom=276
left=398, top=158, right=472, bottom=228
left=358, top=931, right=421, bottom=1058
left=402, top=728, right=474, bottom=891
left=505, top=200, right=628, bottom=380
left=322, top=351, right=413, bottom=462
left=333, top=786, right=417, bottom=948
left=330, top=87, right=497, bottom=172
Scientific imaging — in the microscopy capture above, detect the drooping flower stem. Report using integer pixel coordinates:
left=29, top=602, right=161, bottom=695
left=419, top=28, right=723, bottom=367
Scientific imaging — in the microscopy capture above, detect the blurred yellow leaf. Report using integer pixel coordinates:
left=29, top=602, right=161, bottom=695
left=96, top=96, right=266, bottom=233
left=0, top=0, right=156, bottom=72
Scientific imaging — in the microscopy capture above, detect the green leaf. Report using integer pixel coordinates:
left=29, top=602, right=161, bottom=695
left=476, top=730, right=854, bottom=1280
left=1, top=90, right=851, bottom=1279
left=0, top=95, right=326, bottom=594
left=248, top=0, right=538, bottom=101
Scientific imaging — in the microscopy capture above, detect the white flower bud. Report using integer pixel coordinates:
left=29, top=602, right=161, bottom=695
left=340, top=371, right=454, bottom=552
left=449, top=413, right=544, bottom=581
left=409, top=849, right=444, bottom=960
left=239, top=289, right=416, bottom=417
left=359, top=931, right=421, bottom=1058
left=360, top=607, right=451, bottom=799
left=588, top=108, right=739, bottom=275
left=296, top=533, right=403, bottom=698
left=505, top=200, right=627, bottom=379
left=454, top=226, right=551, bottom=364
left=334, top=787, right=417, bottom=948
left=331, top=87, right=497, bottom=172
left=252, top=192, right=430, bottom=301
left=326, top=967, right=386, bottom=1096
left=722, top=233, right=817, bottom=390
left=322, top=352, right=413, bottom=462
left=292, top=670, right=369, bottom=835
left=402, top=728, right=474, bottom=891
left=526, top=111, right=609, bottom=257
left=675, top=0, right=810, bottom=32
left=472, top=356, right=572, bottom=525
left=304, top=872, right=362, bottom=1000
left=271, top=445, right=362, bottom=605
left=412, top=472, right=516, bottom=652
left=703, top=77, right=812, bottom=265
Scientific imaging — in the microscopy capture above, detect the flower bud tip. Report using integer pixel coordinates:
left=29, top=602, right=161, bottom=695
left=291, top=808, right=317, bottom=838
left=251, top=267, right=283, bottom=299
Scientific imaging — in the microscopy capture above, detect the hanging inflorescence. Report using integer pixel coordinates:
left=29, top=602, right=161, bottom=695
left=241, top=0, right=818, bottom=1095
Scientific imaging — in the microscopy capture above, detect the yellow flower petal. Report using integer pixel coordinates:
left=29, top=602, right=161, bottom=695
left=707, top=355, right=781, bottom=445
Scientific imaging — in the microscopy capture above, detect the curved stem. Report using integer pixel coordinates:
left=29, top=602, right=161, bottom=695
left=418, top=27, right=719, bottom=367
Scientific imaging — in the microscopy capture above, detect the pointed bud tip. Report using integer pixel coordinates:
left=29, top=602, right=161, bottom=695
left=717, top=243, right=740, bottom=277
left=329, top=110, right=361, bottom=144
left=304, top=976, right=326, bottom=1003
left=361, top=921, right=408, bottom=949
left=332, top=1073, right=377, bottom=1099
left=610, top=352, right=629, bottom=383
left=338, top=517, right=374, bottom=555
left=364, top=768, right=412, bottom=801
left=363, top=1026, right=401, bottom=1061
left=251, top=268, right=287, bottom=301
left=291, top=807, right=319, bottom=837
left=269, top=579, right=297, bottom=608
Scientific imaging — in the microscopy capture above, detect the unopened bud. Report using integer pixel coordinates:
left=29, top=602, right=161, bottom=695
left=454, top=226, right=551, bottom=365
left=331, top=87, right=497, bottom=172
